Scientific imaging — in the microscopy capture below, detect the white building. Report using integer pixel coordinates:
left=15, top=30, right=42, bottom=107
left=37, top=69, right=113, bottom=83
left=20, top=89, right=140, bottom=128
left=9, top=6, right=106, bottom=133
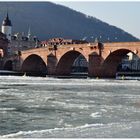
left=121, top=52, right=140, bottom=71
left=1, top=13, right=12, bottom=41
left=1, top=13, right=39, bottom=56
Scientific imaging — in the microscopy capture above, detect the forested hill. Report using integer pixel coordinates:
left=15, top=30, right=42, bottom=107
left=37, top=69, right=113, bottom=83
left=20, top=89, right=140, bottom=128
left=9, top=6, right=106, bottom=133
left=0, top=2, right=139, bottom=42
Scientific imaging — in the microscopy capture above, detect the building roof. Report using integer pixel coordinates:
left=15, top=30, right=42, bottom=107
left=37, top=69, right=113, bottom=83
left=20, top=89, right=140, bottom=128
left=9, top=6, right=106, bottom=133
left=2, top=13, right=12, bottom=26
left=0, top=31, right=7, bottom=40
left=41, top=38, right=88, bottom=46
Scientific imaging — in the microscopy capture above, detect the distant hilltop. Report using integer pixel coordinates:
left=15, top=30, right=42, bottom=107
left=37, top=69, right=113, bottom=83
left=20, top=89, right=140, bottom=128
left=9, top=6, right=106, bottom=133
left=0, top=2, right=139, bottom=42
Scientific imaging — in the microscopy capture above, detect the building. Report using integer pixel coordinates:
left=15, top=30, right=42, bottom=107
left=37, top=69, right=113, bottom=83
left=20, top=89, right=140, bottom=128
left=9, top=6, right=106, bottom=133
left=41, top=37, right=88, bottom=47
left=1, top=13, right=39, bottom=56
left=119, top=52, right=140, bottom=71
left=0, top=32, right=8, bottom=69
left=1, top=13, right=12, bottom=41
left=72, top=54, right=88, bottom=73
left=0, top=32, right=8, bottom=57
left=9, top=32, right=39, bottom=54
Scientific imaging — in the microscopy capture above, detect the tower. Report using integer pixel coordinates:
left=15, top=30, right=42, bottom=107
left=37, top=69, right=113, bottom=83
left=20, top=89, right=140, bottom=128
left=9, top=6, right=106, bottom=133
left=27, top=27, right=31, bottom=40
left=1, top=13, right=12, bottom=41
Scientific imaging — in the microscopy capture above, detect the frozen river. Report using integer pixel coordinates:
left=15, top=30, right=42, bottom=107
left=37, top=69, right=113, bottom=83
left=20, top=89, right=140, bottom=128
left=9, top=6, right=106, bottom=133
left=0, top=76, right=140, bottom=138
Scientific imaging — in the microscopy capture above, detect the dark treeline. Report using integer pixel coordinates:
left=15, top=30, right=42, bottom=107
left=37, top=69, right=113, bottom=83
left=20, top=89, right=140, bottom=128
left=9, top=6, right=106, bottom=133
left=0, top=2, right=139, bottom=42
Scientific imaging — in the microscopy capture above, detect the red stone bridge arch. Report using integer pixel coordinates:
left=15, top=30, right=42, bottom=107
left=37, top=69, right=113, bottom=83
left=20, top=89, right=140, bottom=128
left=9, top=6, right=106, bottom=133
left=22, top=54, right=47, bottom=76
left=7, top=42, right=140, bottom=77
left=55, top=50, right=88, bottom=75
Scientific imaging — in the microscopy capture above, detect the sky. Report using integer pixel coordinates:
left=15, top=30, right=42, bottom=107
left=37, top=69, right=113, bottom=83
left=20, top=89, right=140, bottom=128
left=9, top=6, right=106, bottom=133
left=55, top=1, right=140, bottom=39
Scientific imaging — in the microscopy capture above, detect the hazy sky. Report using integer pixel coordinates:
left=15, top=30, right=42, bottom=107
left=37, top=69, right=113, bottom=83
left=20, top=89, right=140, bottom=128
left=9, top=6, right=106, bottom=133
left=55, top=1, right=140, bottom=39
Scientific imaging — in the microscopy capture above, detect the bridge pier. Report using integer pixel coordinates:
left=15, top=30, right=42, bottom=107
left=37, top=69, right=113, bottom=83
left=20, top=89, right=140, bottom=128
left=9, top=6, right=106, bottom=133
left=47, top=53, right=57, bottom=75
left=88, top=53, right=103, bottom=77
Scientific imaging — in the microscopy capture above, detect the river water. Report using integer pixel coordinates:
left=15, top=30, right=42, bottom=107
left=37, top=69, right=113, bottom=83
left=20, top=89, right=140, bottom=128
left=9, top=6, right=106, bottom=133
left=0, top=76, right=140, bottom=138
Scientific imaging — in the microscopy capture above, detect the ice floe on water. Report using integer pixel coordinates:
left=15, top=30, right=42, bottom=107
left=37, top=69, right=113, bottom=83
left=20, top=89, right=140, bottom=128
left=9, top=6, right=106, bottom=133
left=1, top=76, right=140, bottom=138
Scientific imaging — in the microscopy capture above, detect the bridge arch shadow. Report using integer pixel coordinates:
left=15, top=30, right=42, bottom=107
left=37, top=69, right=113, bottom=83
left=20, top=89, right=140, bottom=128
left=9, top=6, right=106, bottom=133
left=21, top=54, right=47, bottom=76
left=4, top=60, right=13, bottom=71
left=56, top=50, right=88, bottom=76
left=101, top=49, right=139, bottom=77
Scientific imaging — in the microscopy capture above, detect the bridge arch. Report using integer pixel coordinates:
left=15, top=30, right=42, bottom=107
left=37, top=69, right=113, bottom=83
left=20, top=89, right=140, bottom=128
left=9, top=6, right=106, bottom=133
left=56, top=50, right=88, bottom=75
left=21, top=54, right=47, bottom=76
left=4, top=60, right=13, bottom=70
left=101, top=49, right=139, bottom=77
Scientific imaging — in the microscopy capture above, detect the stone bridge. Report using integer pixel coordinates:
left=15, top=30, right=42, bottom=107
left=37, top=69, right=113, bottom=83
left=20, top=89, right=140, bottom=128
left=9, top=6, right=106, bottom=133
left=3, top=42, right=140, bottom=77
